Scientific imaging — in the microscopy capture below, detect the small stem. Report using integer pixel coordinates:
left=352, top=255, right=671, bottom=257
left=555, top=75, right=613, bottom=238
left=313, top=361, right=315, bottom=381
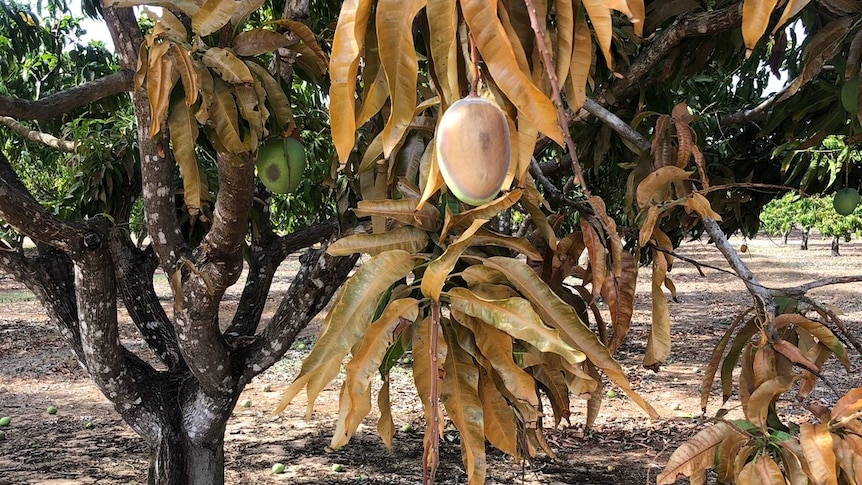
left=469, top=33, right=480, bottom=97
left=423, top=301, right=442, bottom=485
left=523, top=0, right=590, bottom=197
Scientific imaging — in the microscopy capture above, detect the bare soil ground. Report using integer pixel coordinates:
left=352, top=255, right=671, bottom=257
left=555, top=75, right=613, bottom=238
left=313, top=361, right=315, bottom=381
left=0, top=233, right=860, bottom=485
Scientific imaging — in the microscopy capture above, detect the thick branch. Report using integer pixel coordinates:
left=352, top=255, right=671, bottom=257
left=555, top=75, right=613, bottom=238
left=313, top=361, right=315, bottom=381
left=104, top=6, right=186, bottom=271
left=73, top=218, right=160, bottom=442
left=607, top=3, right=744, bottom=104
left=0, top=71, right=133, bottom=120
left=0, top=116, right=78, bottom=151
left=242, top=244, right=359, bottom=383
left=0, top=152, right=89, bottom=254
left=701, top=216, right=777, bottom=317
left=226, top=218, right=340, bottom=337
left=583, top=99, right=651, bottom=152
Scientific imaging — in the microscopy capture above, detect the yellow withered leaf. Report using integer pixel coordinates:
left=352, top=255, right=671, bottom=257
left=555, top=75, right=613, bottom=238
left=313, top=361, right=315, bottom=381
left=230, top=0, right=265, bottom=26
left=269, top=19, right=330, bottom=68
left=142, top=7, right=188, bottom=43
left=169, top=44, right=199, bottom=106
left=480, top=256, right=658, bottom=419
left=799, top=422, right=839, bottom=485
left=636, top=166, right=693, bottom=208
left=426, top=0, right=459, bottom=106
left=246, top=61, right=295, bottom=132
left=626, top=0, right=646, bottom=37
left=774, top=313, right=849, bottom=369
left=376, top=378, right=395, bottom=450
left=553, top=0, right=575, bottom=89
left=329, top=0, right=374, bottom=163
left=353, top=198, right=441, bottom=232
left=202, top=47, right=254, bottom=84
left=276, top=251, right=423, bottom=417
left=101, top=0, right=199, bottom=16
left=421, top=219, right=487, bottom=301
left=460, top=0, right=564, bottom=145
left=441, top=325, right=487, bottom=485
left=377, top=0, right=426, bottom=158
left=355, top=27, right=388, bottom=128
left=831, top=387, right=862, bottom=424
left=470, top=228, right=543, bottom=261
left=684, top=192, right=722, bottom=221
left=208, top=76, right=247, bottom=154
left=583, top=0, right=614, bottom=71
left=192, top=0, right=239, bottom=37
left=747, top=375, right=795, bottom=431
left=232, top=29, right=290, bottom=57
left=477, top=368, right=519, bottom=458
left=147, top=49, right=177, bottom=137
left=330, top=298, right=419, bottom=450
left=168, top=98, right=206, bottom=212
left=742, top=0, right=780, bottom=54
left=568, top=8, right=592, bottom=111
left=447, top=287, right=586, bottom=367
left=639, top=205, right=661, bottom=247
left=327, top=226, right=430, bottom=256
left=644, top=249, right=671, bottom=369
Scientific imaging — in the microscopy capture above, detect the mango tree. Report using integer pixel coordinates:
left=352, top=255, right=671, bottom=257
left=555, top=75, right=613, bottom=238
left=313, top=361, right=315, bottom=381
left=3, top=0, right=862, bottom=485
left=0, top=0, right=357, bottom=483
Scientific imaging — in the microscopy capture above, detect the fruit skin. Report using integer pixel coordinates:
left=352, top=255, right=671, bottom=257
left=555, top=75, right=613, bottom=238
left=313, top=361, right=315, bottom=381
left=435, top=96, right=511, bottom=206
left=0, top=416, right=10, bottom=426
left=255, top=137, right=307, bottom=194
left=46, top=406, right=57, bottom=415
left=833, top=188, right=861, bottom=216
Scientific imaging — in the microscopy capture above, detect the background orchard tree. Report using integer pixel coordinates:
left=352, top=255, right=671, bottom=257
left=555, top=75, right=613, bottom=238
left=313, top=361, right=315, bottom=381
left=3, top=1, right=862, bottom=485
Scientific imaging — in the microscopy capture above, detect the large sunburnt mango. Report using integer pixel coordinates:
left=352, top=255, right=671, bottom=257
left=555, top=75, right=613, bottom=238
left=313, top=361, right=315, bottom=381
left=256, top=137, right=307, bottom=194
left=435, top=96, right=511, bottom=206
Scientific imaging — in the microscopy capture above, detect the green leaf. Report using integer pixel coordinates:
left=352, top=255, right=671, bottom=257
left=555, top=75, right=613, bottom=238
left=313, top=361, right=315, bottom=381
left=276, top=250, right=423, bottom=417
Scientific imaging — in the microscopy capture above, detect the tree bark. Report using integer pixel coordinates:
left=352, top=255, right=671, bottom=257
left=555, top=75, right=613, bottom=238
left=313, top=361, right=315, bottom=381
left=831, top=235, right=840, bottom=256
left=801, top=229, right=809, bottom=250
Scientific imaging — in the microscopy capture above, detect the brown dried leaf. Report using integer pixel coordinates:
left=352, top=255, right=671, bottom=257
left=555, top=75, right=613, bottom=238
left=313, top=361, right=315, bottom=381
left=353, top=198, right=441, bottom=231
left=232, top=29, right=290, bottom=57
left=636, top=166, right=693, bottom=208
left=643, top=250, right=670, bottom=369
left=742, top=0, right=780, bottom=53
left=328, top=226, right=430, bottom=256
left=477, top=368, right=520, bottom=458
left=421, top=219, right=487, bottom=301
left=604, top=252, right=638, bottom=353
left=657, top=422, right=746, bottom=484
left=192, top=0, right=239, bottom=37
left=747, top=375, right=795, bottom=430
left=168, top=98, right=206, bottom=212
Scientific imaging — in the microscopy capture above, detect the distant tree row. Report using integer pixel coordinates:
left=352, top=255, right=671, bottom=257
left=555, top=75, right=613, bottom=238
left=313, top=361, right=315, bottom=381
left=760, top=192, right=862, bottom=255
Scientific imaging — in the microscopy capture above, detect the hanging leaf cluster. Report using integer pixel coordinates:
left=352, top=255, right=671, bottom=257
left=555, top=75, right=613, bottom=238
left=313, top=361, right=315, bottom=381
left=103, top=0, right=330, bottom=215
left=659, top=309, right=857, bottom=485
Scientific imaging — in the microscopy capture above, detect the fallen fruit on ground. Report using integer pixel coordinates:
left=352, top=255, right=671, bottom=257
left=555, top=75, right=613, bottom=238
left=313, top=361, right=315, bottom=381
left=332, top=464, right=344, bottom=472
left=241, top=399, right=252, bottom=407
left=256, top=137, right=307, bottom=194
left=606, top=389, right=618, bottom=398
left=272, top=463, right=285, bottom=474
left=262, top=384, right=272, bottom=392
left=296, top=343, right=307, bottom=350
left=46, top=406, right=57, bottom=415
left=401, top=423, right=414, bottom=433
left=0, top=417, right=10, bottom=426
left=435, top=96, right=511, bottom=206
left=84, top=421, right=95, bottom=429
left=833, top=188, right=861, bottom=215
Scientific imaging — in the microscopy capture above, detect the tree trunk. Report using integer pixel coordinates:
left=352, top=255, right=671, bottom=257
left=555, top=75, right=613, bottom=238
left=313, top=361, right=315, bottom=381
left=149, top=427, right=226, bottom=485
left=783, top=230, right=790, bottom=245
left=831, top=235, right=840, bottom=256
left=800, top=229, right=809, bottom=250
